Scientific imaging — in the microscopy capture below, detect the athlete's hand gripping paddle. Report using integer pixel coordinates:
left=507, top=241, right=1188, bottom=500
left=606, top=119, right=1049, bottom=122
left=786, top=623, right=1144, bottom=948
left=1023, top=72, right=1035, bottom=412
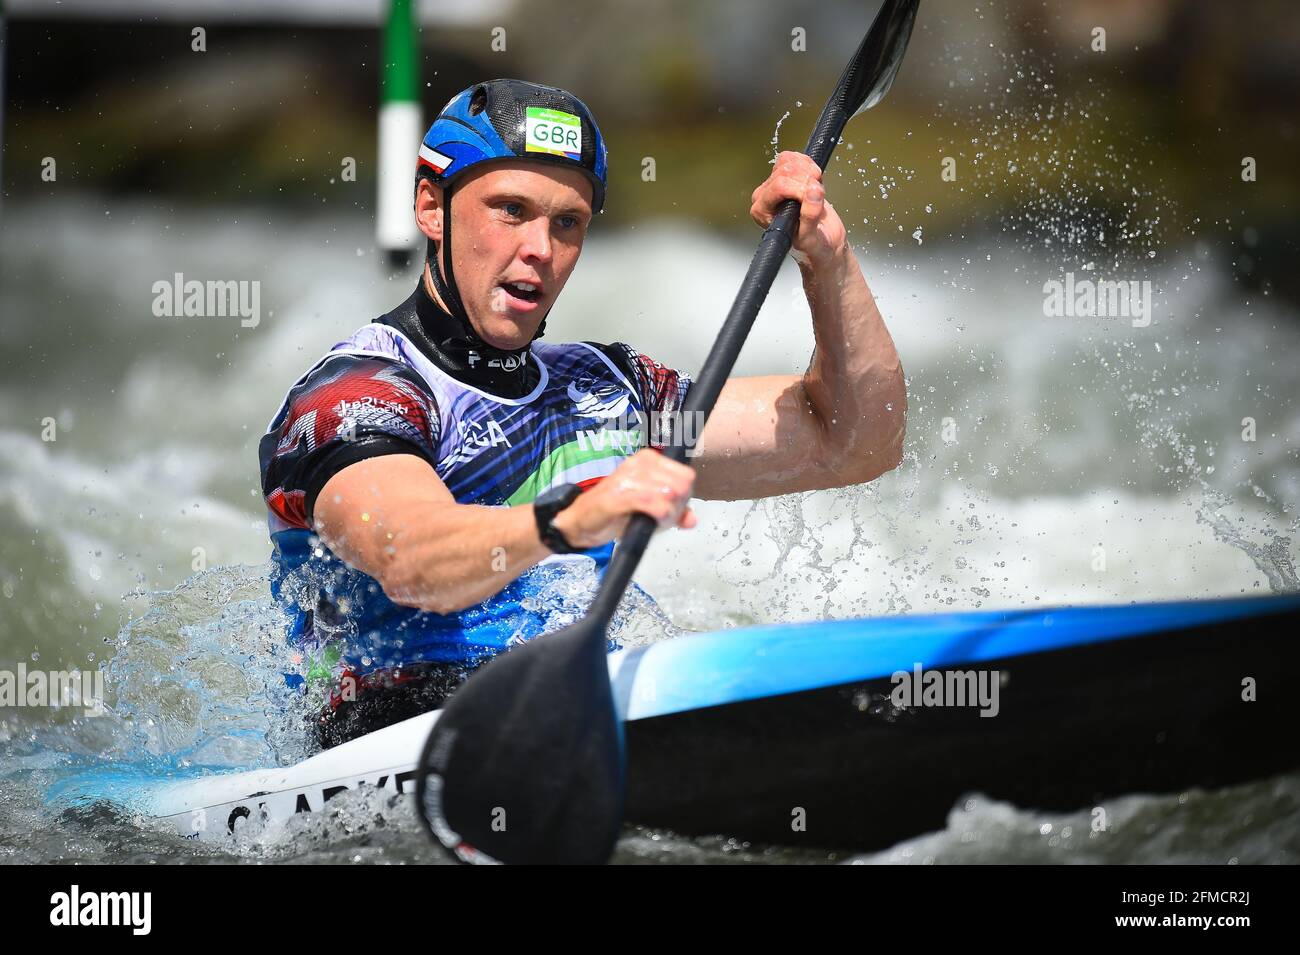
left=416, top=0, right=922, bottom=865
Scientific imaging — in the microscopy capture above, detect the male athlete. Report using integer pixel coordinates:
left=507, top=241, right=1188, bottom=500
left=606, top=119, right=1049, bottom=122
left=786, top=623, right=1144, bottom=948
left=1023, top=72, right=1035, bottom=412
left=259, top=79, right=905, bottom=746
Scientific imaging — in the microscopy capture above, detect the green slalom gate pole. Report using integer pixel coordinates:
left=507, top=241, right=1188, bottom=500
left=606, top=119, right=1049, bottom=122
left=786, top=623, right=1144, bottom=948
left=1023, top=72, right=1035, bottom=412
left=377, top=0, right=420, bottom=269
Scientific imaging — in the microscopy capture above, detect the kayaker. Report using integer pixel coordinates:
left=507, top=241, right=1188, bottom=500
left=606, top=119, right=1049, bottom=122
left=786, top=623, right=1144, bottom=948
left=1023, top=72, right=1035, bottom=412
left=258, top=78, right=906, bottom=747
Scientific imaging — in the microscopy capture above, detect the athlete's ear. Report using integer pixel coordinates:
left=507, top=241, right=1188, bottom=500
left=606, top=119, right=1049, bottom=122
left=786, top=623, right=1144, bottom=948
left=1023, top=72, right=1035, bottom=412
left=415, top=178, right=445, bottom=244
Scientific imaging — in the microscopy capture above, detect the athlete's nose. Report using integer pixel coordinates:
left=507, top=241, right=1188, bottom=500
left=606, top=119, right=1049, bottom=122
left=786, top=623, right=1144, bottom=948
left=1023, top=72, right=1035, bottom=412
left=518, top=217, right=554, bottom=265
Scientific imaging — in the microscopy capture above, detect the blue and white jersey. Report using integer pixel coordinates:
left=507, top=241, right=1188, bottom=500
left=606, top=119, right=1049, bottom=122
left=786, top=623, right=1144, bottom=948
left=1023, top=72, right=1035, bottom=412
left=258, top=314, right=691, bottom=683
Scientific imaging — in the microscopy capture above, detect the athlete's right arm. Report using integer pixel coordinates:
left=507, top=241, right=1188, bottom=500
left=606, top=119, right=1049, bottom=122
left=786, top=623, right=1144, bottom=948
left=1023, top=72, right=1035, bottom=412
left=312, top=454, right=552, bottom=614
left=313, top=449, right=697, bottom=615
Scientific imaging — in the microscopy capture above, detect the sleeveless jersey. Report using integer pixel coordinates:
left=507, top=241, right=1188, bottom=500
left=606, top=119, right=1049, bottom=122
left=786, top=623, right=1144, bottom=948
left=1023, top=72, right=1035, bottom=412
left=258, top=321, right=691, bottom=683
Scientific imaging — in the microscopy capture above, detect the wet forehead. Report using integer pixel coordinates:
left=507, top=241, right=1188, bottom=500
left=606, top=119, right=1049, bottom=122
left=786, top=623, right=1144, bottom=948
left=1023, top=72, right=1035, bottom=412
left=459, top=161, right=593, bottom=213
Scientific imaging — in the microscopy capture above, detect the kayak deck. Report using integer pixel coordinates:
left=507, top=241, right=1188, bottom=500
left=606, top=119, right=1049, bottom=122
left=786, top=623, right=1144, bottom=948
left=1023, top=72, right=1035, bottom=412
left=87, top=595, right=1300, bottom=850
left=625, top=596, right=1300, bottom=849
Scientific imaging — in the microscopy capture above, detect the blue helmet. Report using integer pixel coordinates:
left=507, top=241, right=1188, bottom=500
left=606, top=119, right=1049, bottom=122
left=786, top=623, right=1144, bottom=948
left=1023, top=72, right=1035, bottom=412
left=416, top=79, right=608, bottom=339
left=418, top=78, right=608, bottom=214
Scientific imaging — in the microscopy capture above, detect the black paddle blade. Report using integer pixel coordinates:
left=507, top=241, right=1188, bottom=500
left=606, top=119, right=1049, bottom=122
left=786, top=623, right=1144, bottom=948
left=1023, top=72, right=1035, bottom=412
left=846, top=0, right=920, bottom=117
left=415, top=618, right=624, bottom=864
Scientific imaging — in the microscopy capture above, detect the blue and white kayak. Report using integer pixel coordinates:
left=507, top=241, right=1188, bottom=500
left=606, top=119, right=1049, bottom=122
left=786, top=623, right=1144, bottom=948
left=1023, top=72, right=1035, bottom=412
left=96, top=594, right=1300, bottom=849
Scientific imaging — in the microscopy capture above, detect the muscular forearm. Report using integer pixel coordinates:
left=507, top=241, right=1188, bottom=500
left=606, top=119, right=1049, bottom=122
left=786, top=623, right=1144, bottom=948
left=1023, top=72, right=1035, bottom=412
left=313, top=449, right=696, bottom=616
left=799, top=245, right=907, bottom=478
left=322, top=499, right=553, bottom=616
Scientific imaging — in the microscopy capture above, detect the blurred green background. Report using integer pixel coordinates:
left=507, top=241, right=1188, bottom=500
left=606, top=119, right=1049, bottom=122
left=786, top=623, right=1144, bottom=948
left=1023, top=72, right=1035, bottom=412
left=4, top=0, right=1298, bottom=298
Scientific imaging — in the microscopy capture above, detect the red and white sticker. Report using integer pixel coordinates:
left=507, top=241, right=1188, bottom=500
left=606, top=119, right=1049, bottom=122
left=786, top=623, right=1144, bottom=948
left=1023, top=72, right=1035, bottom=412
left=418, top=145, right=453, bottom=174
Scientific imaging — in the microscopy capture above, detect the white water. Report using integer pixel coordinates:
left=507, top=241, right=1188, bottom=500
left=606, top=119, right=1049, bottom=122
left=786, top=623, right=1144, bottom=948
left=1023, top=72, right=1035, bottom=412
left=1, top=199, right=1297, bottom=862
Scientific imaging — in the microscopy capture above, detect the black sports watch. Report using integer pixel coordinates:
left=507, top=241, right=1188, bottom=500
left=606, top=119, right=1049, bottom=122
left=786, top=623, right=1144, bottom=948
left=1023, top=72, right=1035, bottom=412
left=533, top=483, right=584, bottom=554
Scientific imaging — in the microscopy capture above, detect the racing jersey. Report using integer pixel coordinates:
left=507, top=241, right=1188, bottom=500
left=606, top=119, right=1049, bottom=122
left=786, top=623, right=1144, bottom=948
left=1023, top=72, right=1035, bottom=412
left=258, top=283, right=691, bottom=685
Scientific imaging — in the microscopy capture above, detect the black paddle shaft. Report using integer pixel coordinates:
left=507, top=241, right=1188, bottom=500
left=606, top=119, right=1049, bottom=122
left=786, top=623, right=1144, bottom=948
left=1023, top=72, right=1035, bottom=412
left=416, top=0, right=921, bottom=866
left=586, top=0, right=919, bottom=625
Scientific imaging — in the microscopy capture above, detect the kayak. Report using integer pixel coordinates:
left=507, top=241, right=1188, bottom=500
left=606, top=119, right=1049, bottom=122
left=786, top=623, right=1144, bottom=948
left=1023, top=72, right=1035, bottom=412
left=90, top=594, right=1300, bottom=850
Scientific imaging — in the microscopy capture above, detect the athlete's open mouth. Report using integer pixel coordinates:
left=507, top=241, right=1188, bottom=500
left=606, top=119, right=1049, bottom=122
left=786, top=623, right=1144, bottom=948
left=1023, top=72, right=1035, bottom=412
left=498, top=280, right=543, bottom=309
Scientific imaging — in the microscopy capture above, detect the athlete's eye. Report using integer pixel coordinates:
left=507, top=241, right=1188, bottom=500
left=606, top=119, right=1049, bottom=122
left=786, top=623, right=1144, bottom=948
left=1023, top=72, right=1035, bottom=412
left=556, top=214, right=580, bottom=230
left=502, top=201, right=524, bottom=218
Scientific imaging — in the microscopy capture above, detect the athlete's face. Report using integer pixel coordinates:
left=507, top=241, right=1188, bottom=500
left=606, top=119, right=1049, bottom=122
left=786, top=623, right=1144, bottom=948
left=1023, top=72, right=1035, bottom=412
left=416, top=162, right=594, bottom=349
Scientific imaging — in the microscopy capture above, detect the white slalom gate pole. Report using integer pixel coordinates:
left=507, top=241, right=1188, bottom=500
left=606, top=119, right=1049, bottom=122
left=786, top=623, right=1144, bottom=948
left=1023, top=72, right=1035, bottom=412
left=377, top=0, right=420, bottom=269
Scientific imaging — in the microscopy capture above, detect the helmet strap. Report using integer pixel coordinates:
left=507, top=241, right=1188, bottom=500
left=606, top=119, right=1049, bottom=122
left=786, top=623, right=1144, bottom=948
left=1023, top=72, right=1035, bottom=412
left=426, top=184, right=471, bottom=327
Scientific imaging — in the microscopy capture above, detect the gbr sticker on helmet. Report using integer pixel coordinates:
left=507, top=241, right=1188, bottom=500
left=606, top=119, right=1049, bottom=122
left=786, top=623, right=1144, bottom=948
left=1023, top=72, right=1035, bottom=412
left=525, top=107, right=582, bottom=160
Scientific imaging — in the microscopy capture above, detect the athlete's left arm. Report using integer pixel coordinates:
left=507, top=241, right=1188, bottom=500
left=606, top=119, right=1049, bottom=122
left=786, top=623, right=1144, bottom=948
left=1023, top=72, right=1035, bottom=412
left=691, top=151, right=906, bottom=501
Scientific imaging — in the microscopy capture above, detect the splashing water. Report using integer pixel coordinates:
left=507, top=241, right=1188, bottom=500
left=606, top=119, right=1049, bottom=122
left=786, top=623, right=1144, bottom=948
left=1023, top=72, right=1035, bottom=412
left=4, top=14, right=1298, bottom=863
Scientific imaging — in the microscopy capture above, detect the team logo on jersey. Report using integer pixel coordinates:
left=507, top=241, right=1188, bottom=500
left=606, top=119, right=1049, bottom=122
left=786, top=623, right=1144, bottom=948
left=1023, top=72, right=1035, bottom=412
left=456, top=417, right=512, bottom=450
left=575, top=428, right=642, bottom=453
left=332, top=396, right=409, bottom=419
left=568, top=378, right=631, bottom=419
left=470, top=352, right=521, bottom=371
left=276, top=408, right=318, bottom=454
